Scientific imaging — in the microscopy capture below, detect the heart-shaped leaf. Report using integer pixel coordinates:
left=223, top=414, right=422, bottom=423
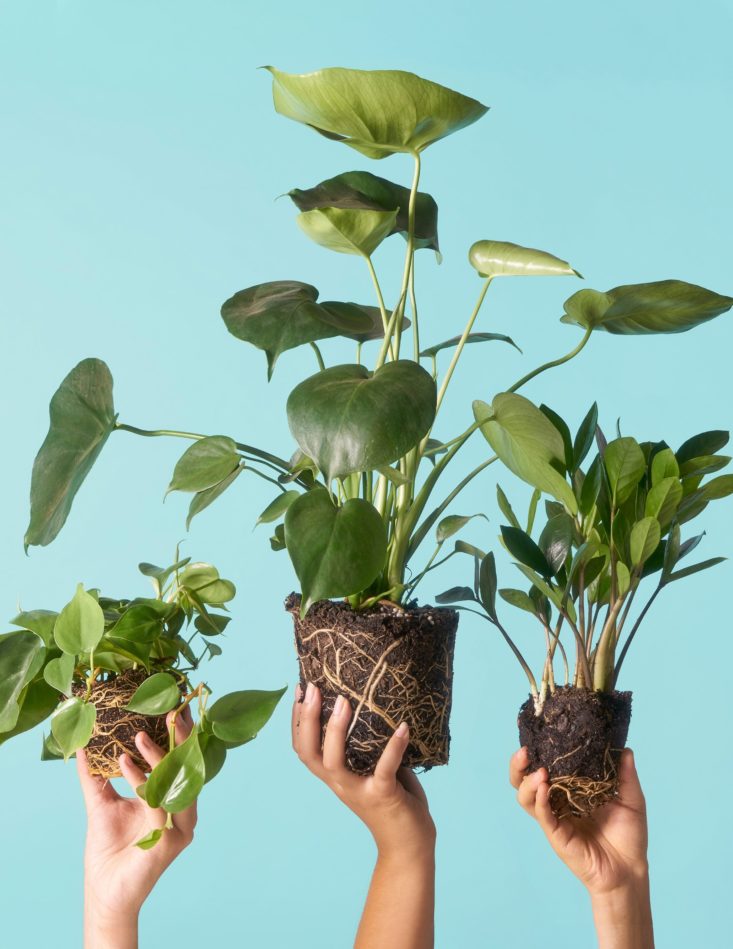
left=266, top=66, right=488, bottom=158
left=289, top=170, right=440, bottom=253
left=144, top=731, right=205, bottom=813
left=561, top=280, right=733, bottom=334
left=284, top=490, right=387, bottom=615
left=43, top=652, right=76, bottom=696
left=205, top=687, right=287, bottom=745
left=420, top=332, right=521, bottom=358
left=0, top=631, right=44, bottom=733
left=25, top=358, right=117, bottom=549
left=10, top=610, right=59, bottom=647
left=51, top=697, right=96, bottom=761
left=468, top=240, right=581, bottom=279
left=287, top=362, right=436, bottom=482
left=296, top=207, right=398, bottom=257
left=168, top=437, right=240, bottom=494
left=126, top=673, right=180, bottom=715
left=54, top=584, right=105, bottom=656
left=474, top=394, right=577, bottom=514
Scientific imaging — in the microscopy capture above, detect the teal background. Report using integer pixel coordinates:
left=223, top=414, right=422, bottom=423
left=1, top=2, right=731, bottom=946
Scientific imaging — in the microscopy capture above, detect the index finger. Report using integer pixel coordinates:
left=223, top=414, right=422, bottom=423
left=509, top=747, right=529, bottom=789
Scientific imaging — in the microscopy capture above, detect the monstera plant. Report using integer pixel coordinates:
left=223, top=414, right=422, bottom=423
left=0, top=555, right=285, bottom=847
left=23, top=66, right=732, bottom=773
left=442, top=395, right=732, bottom=816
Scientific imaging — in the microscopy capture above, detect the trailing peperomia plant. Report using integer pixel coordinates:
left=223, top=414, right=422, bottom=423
left=22, top=66, right=733, bottom=772
left=0, top=555, right=285, bottom=847
left=442, top=393, right=732, bottom=815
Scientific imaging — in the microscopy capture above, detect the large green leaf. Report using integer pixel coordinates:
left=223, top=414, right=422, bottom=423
left=266, top=66, right=488, bottom=158
left=645, top=477, right=683, bottom=527
left=126, top=673, right=180, bottom=715
left=205, top=687, right=286, bottom=746
left=0, top=679, right=59, bottom=746
left=473, top=394, right=577, bottom=513
left=168, top=437, right=240, bottom=494
left=420, top=332, right=521, bottom=358
left=53, top=584, right=105, bottom=656
left=25, top=358, right=117, bottom=549
left=676, top=430, right=729, bottom=464
left=500, top=526, right=552, bottom=577
left=561, top=280, right=733, bottom=334
left=468, top=241, right=580, bottom=279
left=10, top=610, right=58, bottom=647
left=603, top=437, right=646, bottom=506
left=50, top=697, right=96, bottom=761
left=296, top=207, right=398, bottom=257
left=221, top=281, right=372, bottom=378
left=538, top=514, right=575, bottom=575
left=289, top=170, right=440, bottom=252
left=284, top=490, right=387, bottom=615
left=0, top=631, right=44, bottom=732
left=144, top=731, right=205, bottom=813
left=287, top=362, right=436, bottom=482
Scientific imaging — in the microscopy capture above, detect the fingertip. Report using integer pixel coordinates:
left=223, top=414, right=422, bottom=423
left=395, top=722, right=409, bottom=741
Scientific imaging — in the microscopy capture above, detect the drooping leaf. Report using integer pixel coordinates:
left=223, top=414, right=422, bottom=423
left=436, top=513, right=487, bottom=544
left=284, top=490, right=387, bottom=615
left=420, top=332, right=521, bottom=358
left=297, top=207, right=399, bottom=257
left=53, top=585, right=105, bottom=656
left=126, top=673, right=180, bottom=715
left=561, top=280, right=733, bottom=334
left=50, top=697, right=96, bottom=761
left=10, top=610, right=58, bottom=647
left=25, top=359, right=117, bottom=549
left=256, top=490, right=301, bottom=526
left=435, top=586, right=476, bottom=604
left=468, top=240, right=580, bottom=279
left=500, top=526, right=552, bottom=577
left=289, top=170, right=440, bottom=252
left=676, top=430, right=729, bottom=464
left=186, top=465, right=243, bottom=530
left=144, top=731, right=205, bottom=813
left=603, top=437, right=646, bottom=506
left=266, top=66, right=488, bottom=159
left=168, top=437, right=240, bottom=495
left=287, top=362, right=436, bottom=482
left=0, top=631, right=44, bottom=732
left=630, top=517, right=662, bottom=567
left=474, top=394, right=577, bottom=513
left=206, top=687, right=287, bottom=746
left=320, top=303, right=408, bottom=343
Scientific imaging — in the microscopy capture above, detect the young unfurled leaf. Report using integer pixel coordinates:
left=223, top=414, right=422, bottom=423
left=168, top=437, right=240, bottom=495
left=206, top=687, right=287, bottom=746
left=436, top=513, right=487, bottom=544
left=468, top=241, right=581, bottom=279
left=126, top=673, right=180, bottom=716
left=25, top=359, right=117, bottom=549
left=54, top=585, right=105, bottom=656
left=256, top=491, right=300, bottom=526
left=50, top=697, right=96, bottom=761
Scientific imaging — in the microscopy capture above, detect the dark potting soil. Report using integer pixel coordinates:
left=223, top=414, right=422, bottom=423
left=286, top=593, right=458, bottom=775
left=518, top=686, right=632, bottom=818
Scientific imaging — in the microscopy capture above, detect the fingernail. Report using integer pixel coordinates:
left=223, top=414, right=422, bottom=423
left=295, top=683, right=303, bottom=701
left=304, top=682, right=315, bottom=705
left=333, top=695, right=346, bottom=717
left=395, top=722, right=409, bottom=739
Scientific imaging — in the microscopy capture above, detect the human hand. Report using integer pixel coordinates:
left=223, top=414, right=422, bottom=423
left=78, top=709, right=197, bottom=949
left=292, top=682, right=435, bottom=861
left=511, top=746, right=654, bottom=948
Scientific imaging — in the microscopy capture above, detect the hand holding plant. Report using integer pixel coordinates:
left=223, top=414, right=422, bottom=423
left=510, top=747, right=654, bottom=948
left=79, top=711, right=196, bottom=949
left=293, top=683, right=435, bottom=949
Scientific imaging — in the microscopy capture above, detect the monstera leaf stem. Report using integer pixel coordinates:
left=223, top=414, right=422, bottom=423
left=435, top=277, right=492, bottom=413
left=508, top=326, right=593, bottom=394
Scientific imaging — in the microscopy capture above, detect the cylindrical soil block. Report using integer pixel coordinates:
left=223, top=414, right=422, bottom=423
left=287, top=594, right=458, bottom=775
left=74, top=668, right=177, bottom=779
left=518, top=686, right=632, bottom=819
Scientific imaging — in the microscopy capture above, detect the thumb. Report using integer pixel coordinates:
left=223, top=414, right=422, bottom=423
left=616, top=748, right=646, bottom=813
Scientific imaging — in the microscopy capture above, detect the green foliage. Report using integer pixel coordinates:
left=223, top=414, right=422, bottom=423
left=468, top=240, right=580, bottom=279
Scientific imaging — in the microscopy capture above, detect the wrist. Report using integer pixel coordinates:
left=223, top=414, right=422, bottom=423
left=590, top=873, right=653, bottom=949
left=84, top=889, right=140, bottom=949
left=375, top=824, right=436, bottom=867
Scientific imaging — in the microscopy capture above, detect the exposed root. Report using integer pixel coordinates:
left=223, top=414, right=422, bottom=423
left=549, top=746, right=620, bottom=819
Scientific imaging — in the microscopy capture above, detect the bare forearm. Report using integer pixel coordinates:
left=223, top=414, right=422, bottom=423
left=84, top=892, right=139, bottom=949
left=355, top=848, right=435, bottom=949
left=591, top=874, right=654, bottom=949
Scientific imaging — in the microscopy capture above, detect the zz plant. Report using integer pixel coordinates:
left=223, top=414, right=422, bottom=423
left=0, top=555, right=285, bottom=847
left=22, top=66, right=733, bottom=772
left=442, top=394, right=732, bottom=815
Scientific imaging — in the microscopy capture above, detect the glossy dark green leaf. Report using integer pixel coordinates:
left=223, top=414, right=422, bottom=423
left=538, top=514, right=574, bottom=575
left=198, top=732, right=227, bottom=783
left=43, top=652, right=75, bottom=696
left=514, top=565, right=577, bottom=623
left=186, top=465, right=243, bottom=530
left=10, top=610, right=58, bottom=647
left=701, top=474, right=733, bottom=500
left=604, top=437, right=646, bottom=506
left=135, top=828, right=165, bottom=850
left=267, top=66, right=488, bottom=158
left=206, top=687, right=287, bottom=745
left=676, top=430, right=729, bottom=464
left=287, top=362, right=436, bottom=482
left=107, top=605, right=162, bottom=644
left=478, top=553, right=498, bottom=619
left=144, top=731, right=205, bottom=813
left=468, top=241, right=580, bottom=279
left=678, top=455, right=730, bottom=478
left=126, top=673, right=180, bottom=715
left=297, top=207, right=398, bottom=257
left=320, top=303, right=408, bottom=344
left=436, top=513, right=487, bottom=544
left=420, top=332, right=521, bottom=358
left=474, top=395, right=577, bottom=513
left=561, top=280, right=733, bottom=334
left=501, top=526, right=552, bottom=577
left=573, top=403, right=598, bottom=471
left=53, top=585, right=105, bottom=656
left=289, top=170, right=440, bottom=252
left=168, top=437, right=240, bottom=495
left=667, top=557, right=726, bottom=583
left=0, top=631, right=44, bottom=732
left=25, top=359, right=117, bottom=549
left=284, top=491, right=387, bottom=615
left=630, top=517, right=661, bottom=567
left=435, top=586, right=476, bottom=604
left=539, top=404, right=573, bottom=472
left=579, top=455, right=605, bottom=516
left=270, top=524, right=286, bottom=552
left=50, top=697, right=96, bottom=761
left=662, top=523, right=681, bottom=580
left=256, top=490, right=300, bottom=526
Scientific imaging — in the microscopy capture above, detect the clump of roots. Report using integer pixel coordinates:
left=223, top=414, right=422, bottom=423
left=74, top=668, right=177, bottom=779
left=548, top=746, right=620, bottom=818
